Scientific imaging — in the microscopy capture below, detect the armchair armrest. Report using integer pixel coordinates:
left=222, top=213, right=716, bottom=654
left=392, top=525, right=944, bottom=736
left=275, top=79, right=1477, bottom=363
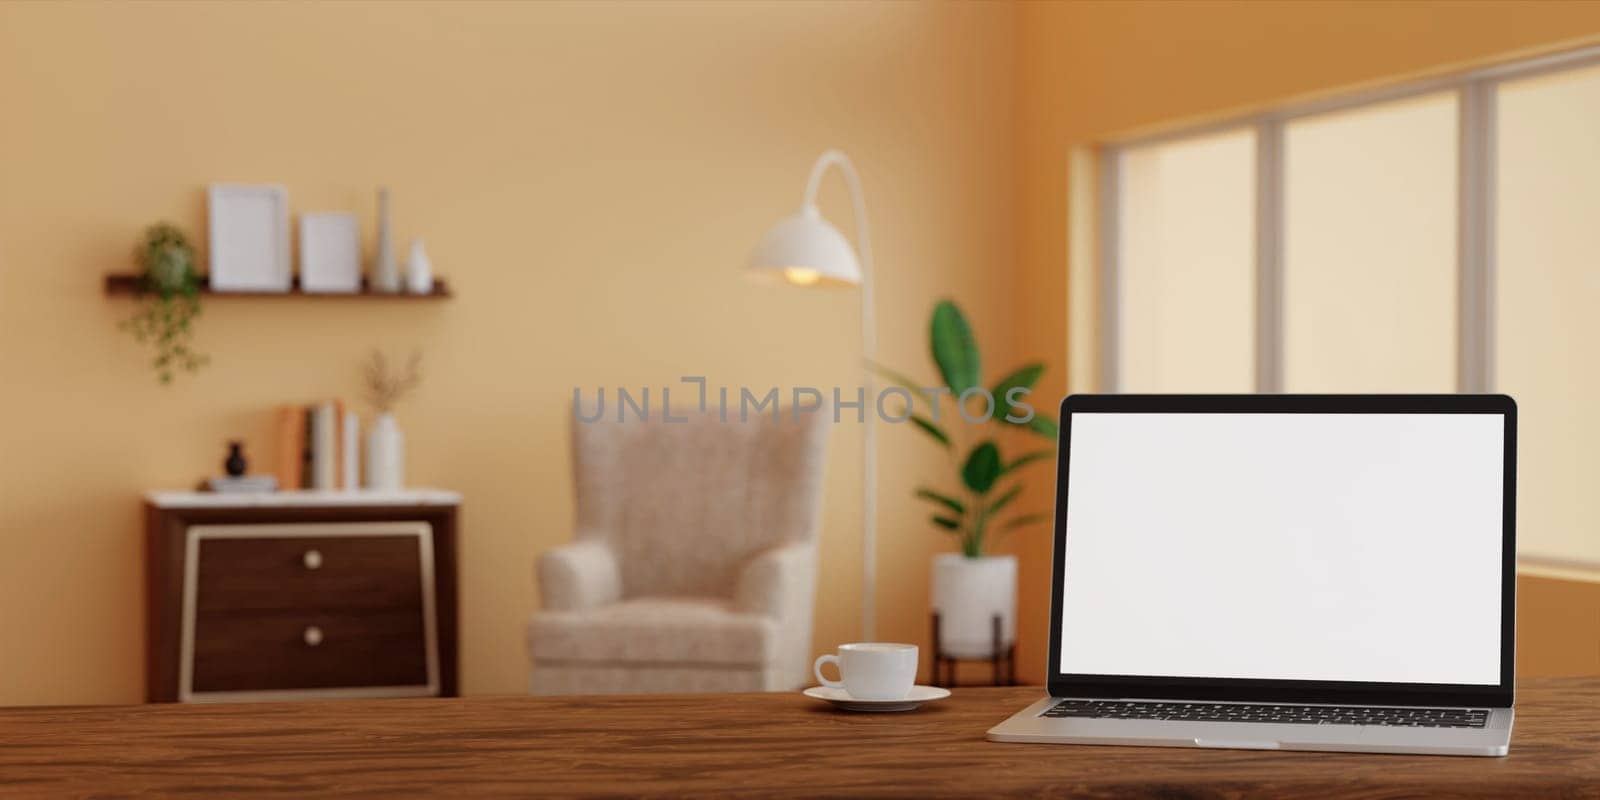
left=734, top=542, right=817, bottom=621
left=537, top=540, right=622, bottom=612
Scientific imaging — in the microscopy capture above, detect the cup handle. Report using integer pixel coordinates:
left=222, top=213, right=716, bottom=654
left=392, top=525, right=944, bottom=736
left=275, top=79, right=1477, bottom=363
left=813, top=654, right=845, bottom=689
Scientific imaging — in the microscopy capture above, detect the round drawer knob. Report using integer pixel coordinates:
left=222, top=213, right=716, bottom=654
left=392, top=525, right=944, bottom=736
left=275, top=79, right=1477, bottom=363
left=303, top=625, right=324, bottom=647
left=302, top=549, right=323, bottom=570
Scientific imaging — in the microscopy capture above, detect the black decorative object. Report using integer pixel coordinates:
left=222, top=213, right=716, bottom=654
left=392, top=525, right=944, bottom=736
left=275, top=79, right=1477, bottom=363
left=930, top=612, right=1016, bottom=688
left=224, top=441, right=248, bottom=477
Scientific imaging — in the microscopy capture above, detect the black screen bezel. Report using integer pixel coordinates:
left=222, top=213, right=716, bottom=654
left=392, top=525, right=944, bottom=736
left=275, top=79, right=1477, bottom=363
left=1046, top=394, right=1516, bottom=708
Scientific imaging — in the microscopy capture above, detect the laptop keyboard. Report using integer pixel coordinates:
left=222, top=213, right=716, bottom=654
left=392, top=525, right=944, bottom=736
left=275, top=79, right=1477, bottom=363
left=1042, top=700, right=1489, bottom=728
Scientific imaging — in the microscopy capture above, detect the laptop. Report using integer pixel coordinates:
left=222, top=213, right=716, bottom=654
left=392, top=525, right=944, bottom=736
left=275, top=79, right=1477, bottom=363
left=988, top=394, right=1515, bottom=757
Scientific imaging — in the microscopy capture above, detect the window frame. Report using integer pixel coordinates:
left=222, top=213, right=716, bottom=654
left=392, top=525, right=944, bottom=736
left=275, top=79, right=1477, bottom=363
left=1098, top=44, right=1600, bottom=394
left=1091, top=44, right=1600, bottom=569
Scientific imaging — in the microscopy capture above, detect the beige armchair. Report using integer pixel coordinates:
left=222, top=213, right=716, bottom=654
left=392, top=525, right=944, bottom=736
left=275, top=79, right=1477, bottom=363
left=527, top=408, right=829, bottom=694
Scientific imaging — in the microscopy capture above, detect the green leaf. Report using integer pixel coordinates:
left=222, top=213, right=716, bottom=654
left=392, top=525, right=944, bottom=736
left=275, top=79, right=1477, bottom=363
left=1001, top=449, right=1054, bottom=476
left=930, top=300, right=980, bottom=395
left=989, top=362, right=1043, bottom=408
left=865, top=359, right=925, bottom=399
left=123, top=225, right=208, bottom=385
left=1028, top=415, right=1059, bottom=440
left=915, top=488, right=965, bottom=515
left=985, top=484, right=1022, bottom=518
left=961, top=440, right=1002, bottom=494
left=931, top=515, right=961, bottom=531
left=908, top=413, right=950, bottom=448
left=1000, top=512, right=1051, bottom=531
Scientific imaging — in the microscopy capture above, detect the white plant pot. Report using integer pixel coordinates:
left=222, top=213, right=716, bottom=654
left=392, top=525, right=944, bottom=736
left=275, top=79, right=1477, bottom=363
left=931, top=553, right=1017, bottom=659
left=365, top=412, right=404, bottom=490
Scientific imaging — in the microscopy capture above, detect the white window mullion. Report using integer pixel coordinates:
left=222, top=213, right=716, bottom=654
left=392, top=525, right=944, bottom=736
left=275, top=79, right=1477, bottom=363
left=1458, top=80, right=1496, bottom=393
left=1068, top=147, right=1100, bottom=395
left=1254, top=119, right=1285, bottom=394
left=1098, top=147, right=1122, bottom=393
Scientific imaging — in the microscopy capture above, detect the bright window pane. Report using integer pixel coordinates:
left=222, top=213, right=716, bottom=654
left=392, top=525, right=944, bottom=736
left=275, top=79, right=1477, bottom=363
left=1118, top=128, right=1256, bottom=392
left=1496, top=63, right=1600, bottom=565
left=1283, top=92, right=1458, bottom=392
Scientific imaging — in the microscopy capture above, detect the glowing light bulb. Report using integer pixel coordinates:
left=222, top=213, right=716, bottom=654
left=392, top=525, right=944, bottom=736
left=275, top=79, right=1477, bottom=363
left=784, top=267, right=822, bottom=286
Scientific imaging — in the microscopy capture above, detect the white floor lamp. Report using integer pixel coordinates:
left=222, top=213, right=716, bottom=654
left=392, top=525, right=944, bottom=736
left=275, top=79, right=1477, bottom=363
left=747, top=149, right=878, bottom=641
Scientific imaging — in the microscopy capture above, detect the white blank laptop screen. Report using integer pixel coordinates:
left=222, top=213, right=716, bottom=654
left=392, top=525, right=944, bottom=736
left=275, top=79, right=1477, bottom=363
left=1059, top=412, right=1504, bottom=686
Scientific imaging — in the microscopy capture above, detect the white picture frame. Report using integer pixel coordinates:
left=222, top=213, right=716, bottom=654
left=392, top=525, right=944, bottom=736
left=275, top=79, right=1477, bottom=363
left=208, top=184, right=290, bottom=292
left=299, top=212, right=361, bottom=293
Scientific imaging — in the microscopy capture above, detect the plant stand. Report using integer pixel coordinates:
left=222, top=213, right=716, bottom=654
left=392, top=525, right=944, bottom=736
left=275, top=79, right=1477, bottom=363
left=930, top=612, right=1016, bottom=687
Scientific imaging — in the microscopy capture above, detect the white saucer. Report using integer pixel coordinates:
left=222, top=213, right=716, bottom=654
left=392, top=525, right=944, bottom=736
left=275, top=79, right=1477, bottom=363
left=802, top=685, right=951, bottom=712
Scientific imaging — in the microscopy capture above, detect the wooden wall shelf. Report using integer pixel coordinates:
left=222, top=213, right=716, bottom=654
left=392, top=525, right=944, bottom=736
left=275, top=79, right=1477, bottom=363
left=104, top=273, right=452, bottom=299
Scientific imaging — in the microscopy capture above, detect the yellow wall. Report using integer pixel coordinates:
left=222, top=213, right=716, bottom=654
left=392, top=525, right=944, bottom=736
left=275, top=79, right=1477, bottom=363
left=7, top=0, right=1600, bottom=705
left=0, top=0, right=1021, bottom=705
left=1013, top=0, right=1600, bottom=683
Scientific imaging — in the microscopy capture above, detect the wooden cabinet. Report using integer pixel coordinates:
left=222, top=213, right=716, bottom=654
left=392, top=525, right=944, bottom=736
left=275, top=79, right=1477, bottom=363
left=144, top=491, right=460, bottom=703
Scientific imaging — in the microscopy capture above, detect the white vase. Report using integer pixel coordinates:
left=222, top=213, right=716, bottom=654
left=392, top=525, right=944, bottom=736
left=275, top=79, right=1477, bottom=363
left=365, top=412, right=404, bottom=490
left=931, top=553, right=1017, bottom=659
left=372, top=187, right=400, bottom=293
left=405, top=237, right=434, bottom=295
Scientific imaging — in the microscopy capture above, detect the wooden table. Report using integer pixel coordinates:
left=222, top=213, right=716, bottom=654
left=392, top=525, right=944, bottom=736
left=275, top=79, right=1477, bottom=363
left=3, top=678, right=1597, bottom=797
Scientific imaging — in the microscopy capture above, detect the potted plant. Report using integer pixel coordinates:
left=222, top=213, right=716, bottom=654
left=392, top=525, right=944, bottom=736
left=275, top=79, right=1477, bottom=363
left=120, top=223, right=207, bottom=384
left=874, top=300, right=1057, bottom=661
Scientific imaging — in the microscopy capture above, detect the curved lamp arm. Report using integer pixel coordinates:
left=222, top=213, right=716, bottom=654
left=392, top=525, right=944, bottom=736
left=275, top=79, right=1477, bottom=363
left=802, top=149, right=878, bottom=641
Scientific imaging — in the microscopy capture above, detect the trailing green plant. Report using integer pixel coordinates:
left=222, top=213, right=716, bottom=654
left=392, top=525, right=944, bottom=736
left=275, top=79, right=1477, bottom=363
left=121, top=223, right=206, bottom=384
left=872, top=300, right=1057, bottom=558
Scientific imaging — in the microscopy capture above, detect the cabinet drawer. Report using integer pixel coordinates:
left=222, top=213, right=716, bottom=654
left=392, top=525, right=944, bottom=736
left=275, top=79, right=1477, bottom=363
left=191, top=610, right=429, bottom=693
left=195, top=533, right=425, bottom=614
left=180, top=522, right=438, bottom=701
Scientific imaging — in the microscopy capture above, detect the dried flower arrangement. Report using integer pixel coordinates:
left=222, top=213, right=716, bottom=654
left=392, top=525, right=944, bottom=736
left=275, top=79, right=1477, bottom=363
left=364, top=350, right=422, bottom=414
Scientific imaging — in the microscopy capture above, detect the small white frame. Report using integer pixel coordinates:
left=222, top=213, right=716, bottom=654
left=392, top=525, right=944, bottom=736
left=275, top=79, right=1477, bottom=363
left=299, top=211, right=362, bottom=293
left=208, top=183, right=291, bottom=292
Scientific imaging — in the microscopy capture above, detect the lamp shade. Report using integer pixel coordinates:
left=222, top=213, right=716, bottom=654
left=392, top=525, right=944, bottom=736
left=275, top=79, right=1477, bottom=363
left=746, top=206, right=861, bottom=287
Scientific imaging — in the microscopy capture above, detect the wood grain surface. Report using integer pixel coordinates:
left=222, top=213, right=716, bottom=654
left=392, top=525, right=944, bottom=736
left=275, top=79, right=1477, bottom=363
left=2, top=678, right=1597, bottom=797
left=194, top=534, right=425, bottom=614
left=192, top=609, right=428, bottom=692
left=145, top=503, right=459, bottom=701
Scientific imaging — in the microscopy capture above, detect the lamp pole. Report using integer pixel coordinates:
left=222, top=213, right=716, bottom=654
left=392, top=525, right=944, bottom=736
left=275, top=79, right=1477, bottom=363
left=802, top=150, right=877, bottom=641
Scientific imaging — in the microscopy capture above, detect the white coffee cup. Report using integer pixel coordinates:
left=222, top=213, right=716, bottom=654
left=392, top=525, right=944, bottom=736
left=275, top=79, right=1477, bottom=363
left=812, top=642, right=918, bottom=700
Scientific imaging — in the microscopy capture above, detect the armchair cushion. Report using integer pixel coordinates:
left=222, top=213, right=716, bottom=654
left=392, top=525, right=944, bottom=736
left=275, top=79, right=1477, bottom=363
left=528, top=598, right=778, bottom=667
left=537, top=540, right=621, bottom=612
left=734, top=543, right=816, bottom=619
